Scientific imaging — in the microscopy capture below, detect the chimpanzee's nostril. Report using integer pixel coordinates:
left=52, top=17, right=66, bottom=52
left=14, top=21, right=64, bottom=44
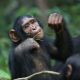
left=33, top=28, right=36, bottom=30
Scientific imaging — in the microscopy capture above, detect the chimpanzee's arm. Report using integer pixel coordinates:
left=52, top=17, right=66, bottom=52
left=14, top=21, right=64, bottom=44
left=48, top=13, right=73, bottom=61
left=54, top=24, right=73, bottom=61
left=15, top=38, right=40, bottom=55
left=72, top=36, right=80, bottom=53
left=9, top=52, right=21, bottom=79
left=9, top=38, right=40, bottom=79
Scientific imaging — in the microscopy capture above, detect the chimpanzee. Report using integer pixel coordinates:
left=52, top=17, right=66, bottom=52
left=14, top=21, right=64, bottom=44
left=60, top=53, right=80, bottom=80
left=8, top=13, right=73, bottom=80
left=72, top=36, right=80, bottom=53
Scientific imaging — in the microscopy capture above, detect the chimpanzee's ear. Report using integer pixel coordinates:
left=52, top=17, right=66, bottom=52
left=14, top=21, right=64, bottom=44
left=66, top=64, right=72, bottom=77
left=9, top=29, right=20, bottom=42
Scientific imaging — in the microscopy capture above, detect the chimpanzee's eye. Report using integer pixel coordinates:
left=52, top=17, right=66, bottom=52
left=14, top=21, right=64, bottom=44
left=30, top=19, right=36, bottom=24
left=22, top=24, right=29, bottom=30
left=24, top=25, right=29, bottom=28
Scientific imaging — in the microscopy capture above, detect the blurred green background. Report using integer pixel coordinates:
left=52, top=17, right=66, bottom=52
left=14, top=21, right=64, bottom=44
left=0, top=0, right=80, bottom=79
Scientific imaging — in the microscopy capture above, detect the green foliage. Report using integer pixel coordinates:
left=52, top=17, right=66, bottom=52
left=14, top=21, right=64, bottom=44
left=0, top=70, right=10, bottom=80
left=0, top=38, right=10, bottom=79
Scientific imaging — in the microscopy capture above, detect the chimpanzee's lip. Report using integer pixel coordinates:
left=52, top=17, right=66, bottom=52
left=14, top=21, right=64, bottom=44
left=35, top=29, right=41, bottom=35
left=33, top=29, right=41, bottom=38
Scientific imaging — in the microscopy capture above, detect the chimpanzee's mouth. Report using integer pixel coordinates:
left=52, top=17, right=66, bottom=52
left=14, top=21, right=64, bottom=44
left=33, top=29, right=42, bottom=39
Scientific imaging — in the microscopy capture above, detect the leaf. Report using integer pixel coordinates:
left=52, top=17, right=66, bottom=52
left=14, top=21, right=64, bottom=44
left=0, top=70, right=10, bottom=80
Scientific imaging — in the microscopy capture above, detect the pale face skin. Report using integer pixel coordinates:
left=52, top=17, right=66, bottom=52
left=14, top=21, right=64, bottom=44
left=21, top=17, right=44, bottom=40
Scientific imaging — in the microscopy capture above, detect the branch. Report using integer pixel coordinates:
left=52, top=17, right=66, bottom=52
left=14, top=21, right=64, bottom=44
left=14, top=70, right=61, bottom=80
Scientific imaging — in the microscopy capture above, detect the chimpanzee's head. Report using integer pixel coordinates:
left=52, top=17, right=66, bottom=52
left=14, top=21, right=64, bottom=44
left=62, top=54, right=80, bottom=80
left=9, top=15, right=44, bottom=43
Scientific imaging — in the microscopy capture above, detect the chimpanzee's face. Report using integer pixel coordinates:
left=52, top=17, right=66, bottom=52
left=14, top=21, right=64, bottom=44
left=21, top=17, right=44, bottom=40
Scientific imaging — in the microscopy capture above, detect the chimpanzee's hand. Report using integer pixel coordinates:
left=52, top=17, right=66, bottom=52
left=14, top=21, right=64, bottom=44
left=48, top=13, right=65, bottom=32
left=25, top=38, right=40, bottom=50
left=15, top=38, right=40, bottom=53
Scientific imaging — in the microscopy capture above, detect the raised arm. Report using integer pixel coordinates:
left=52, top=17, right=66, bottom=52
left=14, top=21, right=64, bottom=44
left=48, top=13, right=73, bottom=61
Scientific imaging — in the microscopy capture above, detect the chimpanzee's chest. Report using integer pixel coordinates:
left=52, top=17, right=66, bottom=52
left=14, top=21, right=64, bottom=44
left=22, top=40, right=53, bottom=80
left=30, top=43, right=51, bottom=72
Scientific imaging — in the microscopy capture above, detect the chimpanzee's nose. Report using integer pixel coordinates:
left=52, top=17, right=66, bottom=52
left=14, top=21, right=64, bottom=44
left=32, top=25, right=36, bottom=30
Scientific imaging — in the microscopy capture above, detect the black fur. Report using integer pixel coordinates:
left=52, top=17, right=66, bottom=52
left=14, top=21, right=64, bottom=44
left=9, top=15, right=73, bottom=80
